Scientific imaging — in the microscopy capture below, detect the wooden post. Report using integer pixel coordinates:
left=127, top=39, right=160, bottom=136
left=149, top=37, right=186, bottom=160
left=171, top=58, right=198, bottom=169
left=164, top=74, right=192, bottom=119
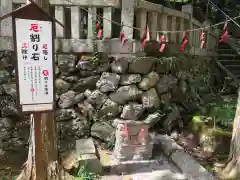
left=204, top=21, right=211, bottom=51
left=182, top=4, right=193, bottom=48
left=188, top=14, right=193, bottom=47
left=87, top=7, right=97, bottom=39
left=136, top=9, right=147, bottom=39
left=192, top=24, right=196, bottom=49
left=27, top=1, right=58, bottom=180
left=0, top=1, right=60, bottom=179
left=161, top=14, right=168, bottom=42
left=103, top=7, right=112, bottom=38
left=71, top=6, right=80, bottom=39
left=171, top=16, right=177, bottom=43
left=179, top=17, right=184, bottom=44
left=148, top=11, right=158, bottom=40
left=121, top=0, right=135, bottom=39
left=55, top=6, right=65, bottom=38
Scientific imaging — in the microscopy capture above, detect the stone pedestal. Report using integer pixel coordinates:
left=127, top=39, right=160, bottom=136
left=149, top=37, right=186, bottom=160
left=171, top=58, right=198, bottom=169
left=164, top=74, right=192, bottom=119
left=113, top=119, right=153, bottom=161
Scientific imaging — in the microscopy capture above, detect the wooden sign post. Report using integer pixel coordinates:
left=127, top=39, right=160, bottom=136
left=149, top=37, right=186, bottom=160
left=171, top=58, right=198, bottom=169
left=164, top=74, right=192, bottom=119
left=0, top=2, right=64, bottom=179
left=14, top=12, right=54, bottom=113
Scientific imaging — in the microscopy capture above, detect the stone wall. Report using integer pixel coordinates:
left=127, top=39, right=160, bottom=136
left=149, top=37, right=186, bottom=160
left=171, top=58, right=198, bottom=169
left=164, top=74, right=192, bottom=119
left=0, top=51, right=219, bottom=151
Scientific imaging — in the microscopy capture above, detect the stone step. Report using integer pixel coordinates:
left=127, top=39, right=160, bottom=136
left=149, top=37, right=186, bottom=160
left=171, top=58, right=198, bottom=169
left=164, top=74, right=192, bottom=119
left=225, top=64, right=240, bottom=70
left=78, top=153, right=102, bottom=173
left=218, top=54, right=237, bottom=60
left=76, top=138, right=96, bottom=155
left=98, top=144, right=183, bottom=176
left=225, top=68, right=240, bottom=79
left=100, top=169, right=186, bottom=180
left=171, top=151, right=215, bottom=180
left=235, top=74, right=240, bottom=79
left=230, top=69, right=240, bottom=75
left=218, top=43, right=231, bottom=49
left=217, top=48, right=234, bottom=53
left=219, top=60, right=240, bottom=65
left=154, top=134, right=215, bottom=180
left=101, top=153, right=186, bottom=180
left=219, top=53, right=236, bottom=57
left=131, top=169, right=186, bottom=180
left=109, top=159, right=164, bottom=174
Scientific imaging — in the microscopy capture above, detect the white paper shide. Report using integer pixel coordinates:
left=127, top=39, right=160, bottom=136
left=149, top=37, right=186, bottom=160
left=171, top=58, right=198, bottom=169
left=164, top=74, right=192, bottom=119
left=15, top=19, right=53, bottom=109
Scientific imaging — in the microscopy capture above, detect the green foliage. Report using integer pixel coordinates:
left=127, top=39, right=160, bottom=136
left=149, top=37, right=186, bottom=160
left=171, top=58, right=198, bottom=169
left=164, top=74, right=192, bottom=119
left=74, top=165, right=99, bottom=180
left=206, top=98, right=236, bottom=127
left=190, top=115, right=205, bottom=132
left=0, top=171, right=16, bottom=180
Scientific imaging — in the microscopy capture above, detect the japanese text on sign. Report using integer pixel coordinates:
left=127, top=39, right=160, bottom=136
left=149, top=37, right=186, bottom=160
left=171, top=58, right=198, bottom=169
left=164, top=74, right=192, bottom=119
left=15, top=19, right=53, bottom=106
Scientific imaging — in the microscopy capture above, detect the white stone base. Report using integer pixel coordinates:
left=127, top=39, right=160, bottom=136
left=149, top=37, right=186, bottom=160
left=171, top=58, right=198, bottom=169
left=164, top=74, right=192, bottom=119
left=113, top=119, right=154, bottom=161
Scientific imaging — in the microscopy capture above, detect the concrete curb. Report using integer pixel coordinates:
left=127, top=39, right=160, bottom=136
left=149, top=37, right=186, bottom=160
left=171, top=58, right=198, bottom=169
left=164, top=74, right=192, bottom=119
left=155, top=134, right=216, bottom=180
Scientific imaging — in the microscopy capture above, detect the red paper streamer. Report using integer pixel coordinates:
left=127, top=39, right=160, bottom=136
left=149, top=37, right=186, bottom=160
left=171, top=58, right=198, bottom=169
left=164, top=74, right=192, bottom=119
left=160, top=44, right=166, bottom=52
left=120, top=24, right=127, bottom=48
left=141, top=29, right=147, bottom=49
left=200, top=31, right=205, bottom=49
left=219, top=21, right=228, bottom=43
left=96, top=23, right=100, bottom=29
left=180, top=31, right=188, bottom=51
left=138, top=128, right=145, bottom=138
left=97, top=29, right=102, bottom=39
left=141, top=25, right=150, bottom=49
left=96, top=22, right=102, bottom=39
left=159, top=35, right=166, bottom=52
left=157, top=33, right=166, bottom=52
left=223, top=21, right=228, bottom=31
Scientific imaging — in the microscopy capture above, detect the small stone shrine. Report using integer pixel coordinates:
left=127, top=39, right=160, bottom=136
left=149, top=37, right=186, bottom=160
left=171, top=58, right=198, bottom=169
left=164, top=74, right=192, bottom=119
left=113, top=119, right=153, bottom=161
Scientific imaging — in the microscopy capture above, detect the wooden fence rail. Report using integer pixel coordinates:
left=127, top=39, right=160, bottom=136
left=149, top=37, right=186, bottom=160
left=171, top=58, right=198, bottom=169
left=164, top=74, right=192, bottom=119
left=0, top=0, right=219, bottom=55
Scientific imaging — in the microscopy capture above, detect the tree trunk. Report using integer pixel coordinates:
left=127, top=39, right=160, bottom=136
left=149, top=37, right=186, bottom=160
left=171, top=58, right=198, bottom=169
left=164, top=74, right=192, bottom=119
left=218, top=88, right=240, bottom=179
left=17, top=1, right=73, bottom=180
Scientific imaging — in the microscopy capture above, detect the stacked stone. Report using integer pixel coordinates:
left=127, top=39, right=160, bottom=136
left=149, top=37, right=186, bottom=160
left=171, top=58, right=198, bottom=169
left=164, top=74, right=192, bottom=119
left=55, top=55, right=177, bottom=151
left=0, top=51, right=216, bottom=152
left=0, top=54, right=180, bottom=151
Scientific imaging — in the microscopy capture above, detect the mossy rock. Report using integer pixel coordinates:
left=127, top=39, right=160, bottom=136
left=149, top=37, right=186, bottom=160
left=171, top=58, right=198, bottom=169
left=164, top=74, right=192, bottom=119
left=189, top=116, right=232, bottom=154
left=199, top=127, right=231, bottom=154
